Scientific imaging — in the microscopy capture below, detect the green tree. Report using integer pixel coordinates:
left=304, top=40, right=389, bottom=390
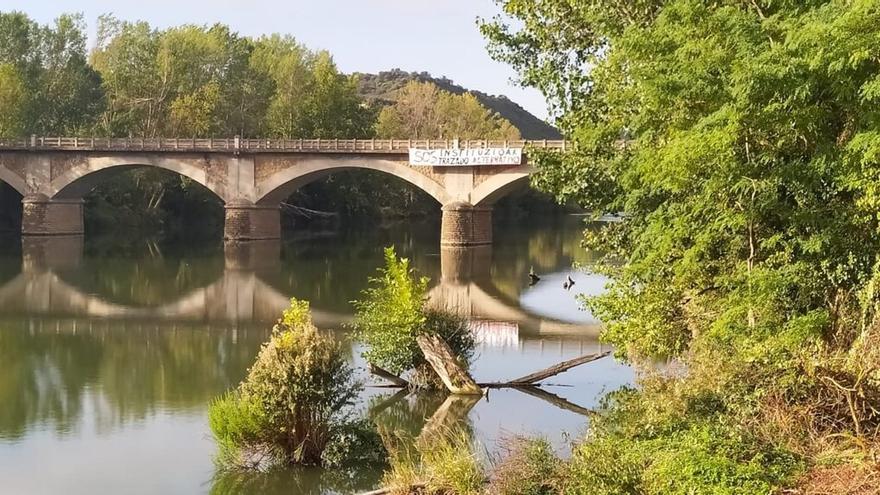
left=353, top=247, right=475, bottom=387
left=30, top=14, right=105, bottom=134
left=91, top=15, right=163, bottom=136
left=376, top=80, right=520, bottom=139
left=251, top=36, right=373, bottom=138
left=483, top=0, right=880, bottom=491
left=0, top=12, right=103, bottom=135
left=0, top=63, right=25, bottom=136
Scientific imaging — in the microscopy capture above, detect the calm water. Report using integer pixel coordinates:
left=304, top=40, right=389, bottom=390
left=0, top=216, right=633, bottom=495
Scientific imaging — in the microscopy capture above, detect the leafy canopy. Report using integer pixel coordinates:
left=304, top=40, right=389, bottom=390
left=483, top=0, right=880, bottom=491
left=353, top=247, right=475, bottom=381
left=376, top=80, right=521, bottom=140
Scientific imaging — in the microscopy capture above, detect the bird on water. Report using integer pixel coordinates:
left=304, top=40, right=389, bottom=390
left=563, top=275, right=576, bottom=291
left=529, top=267, right=540, bottom=286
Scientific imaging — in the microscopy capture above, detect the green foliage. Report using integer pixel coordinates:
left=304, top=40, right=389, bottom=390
left=560, top=387, right=803, bottom=495
left=209, top=391, right=266, bottom=467
left=209, top=298, right=376, bottom=469
left=383, top=428, right=485, bottom=495
left=251, top=36, right=375, bottom=139
left=489, top=437, right=559, bottom=495
left=0, top=11, right=104, bottom=136
left=483, top=0, right=880, bottom=490
left=0, top=63, right=25, bottom=137
left=354, top=247, right=430, bottom=375
left=375, top=80, right=520, bottom=140
left=353, top=247, right=475, bottom=383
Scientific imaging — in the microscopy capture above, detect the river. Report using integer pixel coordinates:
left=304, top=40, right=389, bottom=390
left=0, top=215, right=633, bottom=494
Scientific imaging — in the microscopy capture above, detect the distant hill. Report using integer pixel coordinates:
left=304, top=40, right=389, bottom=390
left=355, top=69, right=562, bottom=140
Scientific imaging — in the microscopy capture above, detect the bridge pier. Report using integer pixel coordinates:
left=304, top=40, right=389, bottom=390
left=224, top=200, right=281, bottom=241
left=441, top=202, right=492, bottom=246
left=21, top=195, right=84, bottom=236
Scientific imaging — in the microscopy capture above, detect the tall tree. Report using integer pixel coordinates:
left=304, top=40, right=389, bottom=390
left=483, top=0, right=880, bottom=490
left=251, top=36, right=373, bottom=138
left=0, top=63, right=25, bottom=137
left=375, top=80, right=520, bottom=139
left=0, top=12, right=103, bottom=135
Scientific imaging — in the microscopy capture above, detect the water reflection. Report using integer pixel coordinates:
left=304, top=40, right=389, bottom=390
left=0, top=236, right=602, bottom=339
left=0, top=218, right=632, bottom=495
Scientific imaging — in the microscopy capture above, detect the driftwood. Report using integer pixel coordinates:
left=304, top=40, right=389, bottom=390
left=367, top=348, right=612, bottom=393
left=416, top=334, right=482, bottom=395
left=506, top=351, right=611, bottom=385
left=370, top=364, right=410, bottom=387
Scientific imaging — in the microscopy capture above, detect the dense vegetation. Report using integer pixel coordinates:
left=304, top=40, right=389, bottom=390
left=357, top=69, right=561, bottom=139
left=209, top=299, right=384, bottom=469
left=478, top=0, right=880, bottom=492
left=0, top=12, right=559, bottom=234
left=353, top=247, right=475, bottom=389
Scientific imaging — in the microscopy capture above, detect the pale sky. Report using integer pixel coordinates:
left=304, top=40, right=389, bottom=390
left=3, top=0, right=551, bottom=121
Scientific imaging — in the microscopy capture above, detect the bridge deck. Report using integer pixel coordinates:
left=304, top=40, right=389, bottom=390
left=0, top=137, right=570, bottom=153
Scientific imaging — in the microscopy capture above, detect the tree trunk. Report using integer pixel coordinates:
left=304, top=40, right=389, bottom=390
left=416, top=334, right=482, bottom=395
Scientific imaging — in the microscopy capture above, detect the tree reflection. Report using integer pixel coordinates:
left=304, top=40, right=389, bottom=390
left=0, top=319, right=268, bottom=440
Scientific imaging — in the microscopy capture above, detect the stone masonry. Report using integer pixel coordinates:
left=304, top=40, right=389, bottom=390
left=0, top=139, right=562, bottom=245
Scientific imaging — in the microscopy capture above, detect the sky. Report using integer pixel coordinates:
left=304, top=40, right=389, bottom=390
left=3, top=0, right=551, bottom=121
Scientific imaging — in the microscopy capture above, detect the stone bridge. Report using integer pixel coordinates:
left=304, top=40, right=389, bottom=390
left=0, top=237, right=599, bottom=339
left=0, top=137, right=568, bottom=245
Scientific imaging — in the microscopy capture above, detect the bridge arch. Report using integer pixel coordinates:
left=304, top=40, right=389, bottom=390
left=48, top=156, right=227, bottom=201
left=470, top=164, right=533, bottom=206
left=0, top=165, right=27, bottom=196
left=256, top=157, right=452, bottom=205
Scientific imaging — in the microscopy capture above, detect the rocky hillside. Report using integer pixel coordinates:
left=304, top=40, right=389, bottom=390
left=355, top=69, right=561, bottom=139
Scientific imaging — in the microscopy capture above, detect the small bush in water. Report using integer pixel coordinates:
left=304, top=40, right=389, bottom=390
left=353, top=246, right=475, bottom=387
left=383, top=428, right=485, bottom=495
left=209, top=298, right=383, bottom=469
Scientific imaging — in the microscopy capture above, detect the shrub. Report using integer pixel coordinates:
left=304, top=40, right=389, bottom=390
left=489, top=437, right=560, bottom=495
left=382, top=428, right=485, bottom=495
left=209, top=298, right=379, bottom=469
left=353, top=246, right=475, bottom=387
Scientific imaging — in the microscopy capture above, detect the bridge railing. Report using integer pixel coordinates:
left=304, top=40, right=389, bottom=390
left=0, top=137, right=572, bottom=153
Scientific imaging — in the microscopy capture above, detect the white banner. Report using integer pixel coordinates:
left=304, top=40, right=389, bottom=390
left=409, top=147, right=523, bottom=166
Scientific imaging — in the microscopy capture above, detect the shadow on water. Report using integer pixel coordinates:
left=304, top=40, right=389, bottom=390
left=0, top=216, right=633, bottom=495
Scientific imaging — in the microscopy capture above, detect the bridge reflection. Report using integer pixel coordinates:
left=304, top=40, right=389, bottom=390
left=1, top=237, right=601, bottom=341
left=0, top=234, right=613, bottom=444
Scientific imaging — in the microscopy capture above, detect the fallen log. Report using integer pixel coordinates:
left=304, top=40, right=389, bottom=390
left=370, top=363, right=410, bottom=387
left=367, top=350, right=612, bottom=391
left=416, top=334, right=482, bottom=395
left=506, top=351, right=611, bottom=385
